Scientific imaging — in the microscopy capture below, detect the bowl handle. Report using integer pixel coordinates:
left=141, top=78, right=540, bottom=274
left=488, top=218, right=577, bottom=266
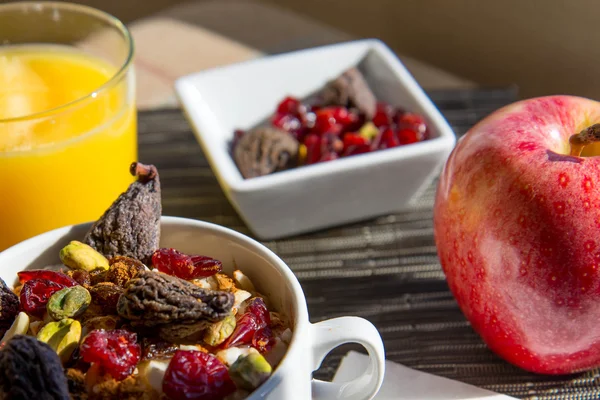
left=310, top=316, right=385, bottom=400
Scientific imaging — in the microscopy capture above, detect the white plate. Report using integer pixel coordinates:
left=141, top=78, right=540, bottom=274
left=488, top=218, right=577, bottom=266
left=175, top=39, right=456, bottom=239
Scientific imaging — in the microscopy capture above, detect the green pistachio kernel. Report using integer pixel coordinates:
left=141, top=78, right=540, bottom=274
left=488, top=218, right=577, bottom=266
left=229, top=352, right=273, bottom=390
left=203, top=314, right=236, bottom=347
left=47, top=285, right=91, bottom=320
left=59, top=240, right=109, bottom=272
left=37, top=318, right=82, bottom=363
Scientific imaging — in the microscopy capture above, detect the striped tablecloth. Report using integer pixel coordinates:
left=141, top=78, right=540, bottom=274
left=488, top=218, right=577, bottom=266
left=138, top=87, right=600, bottom=400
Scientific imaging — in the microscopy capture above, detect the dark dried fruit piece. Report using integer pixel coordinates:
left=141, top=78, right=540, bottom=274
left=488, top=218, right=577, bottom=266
left=90, top=283, right=124, bottom=314
left=0, top=278, right=19, bottom=332
left=90, top=269, right=108, bottom=286
left=318, top=67, right=377, bottom=120
left=106, top=256, right=146, bottom=287
left=80, top=329, right=141, bottom=381
left=162, top=350, right=236, bottom=400
left=233, top=127, right=299, bottom=178
left=141, top=337, right=178, bottom=361
left=20, top=279, right=66, bottom=317
left=18, top=269, right=78, bottom=287
left=151, top=248, right=222, bottom=280
left=65, top=270, right=92, bottom=287
left=118, top=271, right=234, bottom=326
left=117, top=271, right=234, bottom=341
left=0, top=335, right=70, bottom=399
left=84, top=162, right=161, bottom=265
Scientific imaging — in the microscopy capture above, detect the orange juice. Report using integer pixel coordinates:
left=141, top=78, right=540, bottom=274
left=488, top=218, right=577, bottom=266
left=0, top=45, right=137, bottom=250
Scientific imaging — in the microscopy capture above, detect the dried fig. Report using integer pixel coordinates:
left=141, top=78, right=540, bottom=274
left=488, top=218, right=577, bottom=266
left=117, top=271, right=234, bottom=341
left=84, top=162, right=161, bottom=265
left=0, top=335, right=70, bottom=399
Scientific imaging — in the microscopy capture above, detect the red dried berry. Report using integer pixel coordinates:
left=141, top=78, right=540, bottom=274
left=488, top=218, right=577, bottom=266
left=152, top=248, right=222, bottom=280
left=313, top=109, right=339, bottom=135
left=246, top=298, right=271, bottom=326
left=20, top=279, right=66, bottom=317
left=222, top=298, right=271, bottom=349
left=252, top=327, right=275, bottom=353
left=271, top=113, right=301, bottom=133
left=397, top=112, right=427, bottom=139
left=372, top=102, right=393, bottom=128
left=80, top=329, right=141, bottom=381
left=304, top=134, right=322, bottom=165
left=276, top=96, right=301, bottom=115
left=397, top=128, right=419, bottom=145
left=342, top=133, right=371, bottom=157
left=18, top=270, right=77, bottom=287
left=163, top=350, right=236, bottom=400
left=343, top=133, right=368, bottom=149
left=221, top=312, right=259, bottom=349
left=380, top=128, right=400, bottom=149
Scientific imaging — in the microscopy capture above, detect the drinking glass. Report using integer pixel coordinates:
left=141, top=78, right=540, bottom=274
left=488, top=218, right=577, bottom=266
left=0, top=2, right=137, bottom=251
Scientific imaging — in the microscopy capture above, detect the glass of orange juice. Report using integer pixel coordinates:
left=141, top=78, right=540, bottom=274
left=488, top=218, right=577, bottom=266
left=0, top=2, right=137, bottom=251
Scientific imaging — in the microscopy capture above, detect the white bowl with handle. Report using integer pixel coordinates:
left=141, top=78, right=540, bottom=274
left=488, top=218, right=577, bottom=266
left=0, top=216, right=385, bottom=399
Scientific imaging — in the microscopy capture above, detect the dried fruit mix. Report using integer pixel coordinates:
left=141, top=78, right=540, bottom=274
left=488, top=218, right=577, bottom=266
left=0, top=163, right=291, bottom=399
left=232, top=67, right=430, bottom=178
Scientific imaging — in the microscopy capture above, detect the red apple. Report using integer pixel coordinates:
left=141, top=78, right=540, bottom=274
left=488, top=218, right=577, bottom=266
left=433, top=95, right=600, bottom=374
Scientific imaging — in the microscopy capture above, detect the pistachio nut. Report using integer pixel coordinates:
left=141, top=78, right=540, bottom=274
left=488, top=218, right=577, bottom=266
left=0, top=312, right=30, bottom=344
left=359, top=122, right=379, bottom=140
left=47, top=286, right=91, bottom=320
left=37, top=318, right=82, bottom=363
left=229, top=353, right=272, bottom=390
left=203, top=314, right=236, bottom=347
left=59, top=240, right=109, bottom=272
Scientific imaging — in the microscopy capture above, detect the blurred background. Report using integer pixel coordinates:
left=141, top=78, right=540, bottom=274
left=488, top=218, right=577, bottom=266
left=4, top=0, right=595, bottom=104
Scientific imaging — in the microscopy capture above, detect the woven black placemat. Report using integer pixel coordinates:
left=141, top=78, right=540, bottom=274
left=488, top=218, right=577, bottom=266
left=138, top=87, right=600, bottom=400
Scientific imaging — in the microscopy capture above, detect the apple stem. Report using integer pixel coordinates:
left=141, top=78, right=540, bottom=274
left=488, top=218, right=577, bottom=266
left=569, top=124, right=600, bottom=156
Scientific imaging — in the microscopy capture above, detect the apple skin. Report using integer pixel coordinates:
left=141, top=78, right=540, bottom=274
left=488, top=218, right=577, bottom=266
left=433, top=95, right=600, bottom=374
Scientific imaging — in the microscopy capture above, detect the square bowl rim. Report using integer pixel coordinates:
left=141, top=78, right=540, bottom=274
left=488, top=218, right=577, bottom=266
left=175, top=38, right=456, bottom=193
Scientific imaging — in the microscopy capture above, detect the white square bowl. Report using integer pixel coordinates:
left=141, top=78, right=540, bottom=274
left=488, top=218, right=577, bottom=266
left=175, top=39, right=456, bottom=240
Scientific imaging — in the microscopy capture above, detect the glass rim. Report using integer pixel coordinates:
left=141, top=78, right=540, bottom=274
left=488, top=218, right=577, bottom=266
left=0, top=1, right=134, bottom=124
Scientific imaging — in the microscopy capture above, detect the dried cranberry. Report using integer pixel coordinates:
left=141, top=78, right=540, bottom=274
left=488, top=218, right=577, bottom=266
left=18, top=270, right=77, bottom=287
left=342, top=133, right=371, bottom=157
left=271, top=113, right=302, bottom=133
left=80, top=329, right=140, bottom=381
left=397, top=113, right=427, bottom=139
left=222, top=298, right=271, bottom=349
left=163, top=350, right=236, bottom=400
left=343, top=133, right=368, bottom=149
left=20, top=279, right=66, bottom=317
left=252, top=327, right=275, bottom=353
left=246, top=298, right=271, bottom=326
left=319, top=152, right=339, bottom=162
left=313, top=110, right=339, bottom=136
left=304, top=134, right=322, bottom=165
left=380, top=128, right=400, bottom=149
left=372, top=102, right=393, bottom=128
left=330, top=107, right=358, bottom=128
left=276, top=96, right=301, bottom=115
left=152, top=248, right=222, bottom=280
left=221, top=312, right=259, bottom=349
left=397, top=128, right=419, bottom=145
